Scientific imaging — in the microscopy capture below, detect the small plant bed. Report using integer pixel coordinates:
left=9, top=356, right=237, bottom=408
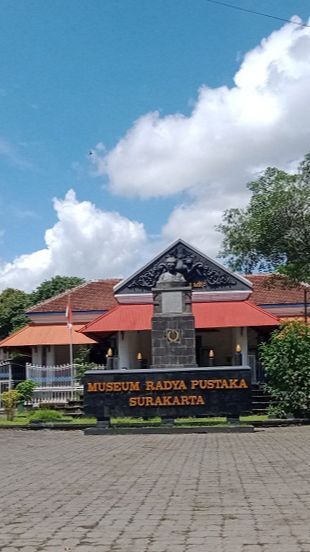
left=110, top=417, right=162, bottom=427
left=174, top=417, right=227, bottom=426
left=240, top=414, right=268, bottom=422
left=0, top=412, right=308, bottom=429
left=29, top=409, right=74, bottom=424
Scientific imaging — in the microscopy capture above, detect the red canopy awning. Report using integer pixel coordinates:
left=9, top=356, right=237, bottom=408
left=0, top=324, right=97, bottom=347
left=81, top=301, right=279, bottom=334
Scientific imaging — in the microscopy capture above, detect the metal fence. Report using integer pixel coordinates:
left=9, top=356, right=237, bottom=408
left=26, top=363, right=76, bottom=387
left=32, top=385, right=83, bottom=405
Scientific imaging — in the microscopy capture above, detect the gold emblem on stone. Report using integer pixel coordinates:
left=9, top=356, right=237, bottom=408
left=166, top=329, right=180, bottom=343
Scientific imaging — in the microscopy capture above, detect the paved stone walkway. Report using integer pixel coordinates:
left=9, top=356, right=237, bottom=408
left=0, top=427, right=310, bottom=552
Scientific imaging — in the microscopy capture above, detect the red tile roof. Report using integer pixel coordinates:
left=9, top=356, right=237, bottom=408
left=27, top=274, right=305, bottom=316
left=27, top=279, right=120, bottom=313
left=247, top=275, right=305, bottom=305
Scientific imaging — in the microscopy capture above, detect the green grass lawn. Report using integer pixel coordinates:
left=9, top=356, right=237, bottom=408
left=0, top=413, right=268, bottom=426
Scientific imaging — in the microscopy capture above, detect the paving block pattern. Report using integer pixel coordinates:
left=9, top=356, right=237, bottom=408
left=0, top=427, right=309, bottom=551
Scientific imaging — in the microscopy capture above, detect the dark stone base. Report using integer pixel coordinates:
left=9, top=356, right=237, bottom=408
left=152, top=314, right=196, bottom=368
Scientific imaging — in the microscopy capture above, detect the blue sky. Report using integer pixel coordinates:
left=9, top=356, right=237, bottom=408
left=0, top=0, right=310, bottom=290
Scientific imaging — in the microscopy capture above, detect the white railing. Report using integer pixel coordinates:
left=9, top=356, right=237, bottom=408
left=0, top=362, right=12, bottom=409
left=32, top=385, right=83, bottom=405
left=26, top=362, right=114, bottom=387
left=26, top=363, right=76, bottom=387
left=25, top=363, right=106, bottom=405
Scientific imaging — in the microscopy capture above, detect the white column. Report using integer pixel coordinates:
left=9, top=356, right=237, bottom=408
left=233, top=327, right=248, bottom=365
left=46, top=346, right=55, bottom=366
left=117, top=331, right=140, bottom=369
left=117, top=331, right=130, bottom=369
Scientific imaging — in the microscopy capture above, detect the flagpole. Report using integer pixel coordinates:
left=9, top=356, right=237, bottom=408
left=66, top=294, right=74, bottom=401
left=69, top=325, right=74, bottom=401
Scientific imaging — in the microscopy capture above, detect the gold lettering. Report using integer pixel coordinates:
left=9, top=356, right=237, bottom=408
left=87, top=382, right=98, bottom=392
left=145, top=381, right=154, bottom=391
left=180, top=395, right=190, bottom=405
left=191, top=380, right=199, bottom=389
left=221, top=379, right=229, bottom=389
left=130, top=381, right=140, bottom=391
left=239, top=378, right=248, bottom=388
left=163, top=396, right=172, bottom=406
left=129, top=397, right=137, bottom=406
left=196, top=395, right=205, bottom=405
left=229, top=379, right=239, bottom=388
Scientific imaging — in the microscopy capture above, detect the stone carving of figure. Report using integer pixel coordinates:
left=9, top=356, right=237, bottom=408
left=157, top=256, right=186, bottom=284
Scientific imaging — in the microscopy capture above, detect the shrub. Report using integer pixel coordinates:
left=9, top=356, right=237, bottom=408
left=260, top=321, right=310, bottom=418
left=16, top=380, right=36, bottom=403
left=1, top=390, right=21, bottom=421
left=29, top=409, right=66, bottom=422
left=74, top=345, right=101, bottom=382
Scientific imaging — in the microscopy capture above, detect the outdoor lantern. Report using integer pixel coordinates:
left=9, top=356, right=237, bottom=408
left=235, top=344, right=242, bottom=365
left=106, top=347, right=113, bottom=369
left=208, top=349, right=215, bottom=367
left=137, top=352, right=143, bottom=369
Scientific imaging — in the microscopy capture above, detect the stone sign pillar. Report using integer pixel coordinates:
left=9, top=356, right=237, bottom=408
left=151, top=257, right=197, bottom=369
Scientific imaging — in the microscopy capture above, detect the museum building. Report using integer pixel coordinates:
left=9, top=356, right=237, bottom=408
left=0, top=239, right=307, bottom=392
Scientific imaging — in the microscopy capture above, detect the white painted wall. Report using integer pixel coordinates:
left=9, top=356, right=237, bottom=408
left=31, top=345, right=56, bottom=366
left=118, top=330, right=152, bottom=369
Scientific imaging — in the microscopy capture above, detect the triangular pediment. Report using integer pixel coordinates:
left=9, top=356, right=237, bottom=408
left=114, top=239, right=252, bottom=296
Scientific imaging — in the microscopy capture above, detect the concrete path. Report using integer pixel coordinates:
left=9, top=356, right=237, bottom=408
left=0, top=427, right=309, bottom=552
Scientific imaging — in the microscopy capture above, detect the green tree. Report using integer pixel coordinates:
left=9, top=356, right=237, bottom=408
left=30, top=275, right=85, bottom=304
left=0, top=276, right=85, bottom=339
left=260, top=321, right=310, bottom=418
left=0, top=288, right=31, bottom=339
left=218, top=154, right=310, bottom=283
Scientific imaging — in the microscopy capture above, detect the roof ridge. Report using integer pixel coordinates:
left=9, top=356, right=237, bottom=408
left=78, top=303, right=122, bottom=333
left=26, top=278, right=121, bottom=313
left=244, top=300, right=280, bottom=322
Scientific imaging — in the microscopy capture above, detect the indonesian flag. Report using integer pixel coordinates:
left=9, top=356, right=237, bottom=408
left=65, top=294, right=73, bottom=329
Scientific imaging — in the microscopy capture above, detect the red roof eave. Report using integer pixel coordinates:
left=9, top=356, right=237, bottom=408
left=0, top=324, right=98, bottom=347
left=80, top=301, right=280, bottom=335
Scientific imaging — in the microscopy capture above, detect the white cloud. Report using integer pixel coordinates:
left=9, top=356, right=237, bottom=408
left=2, top=19, right=310, bottom=291
left=0, top=190, right=147, bottom=291
left=93, top=18, right=310, bottom=252
left=94, top=19, right=310, bottom=199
